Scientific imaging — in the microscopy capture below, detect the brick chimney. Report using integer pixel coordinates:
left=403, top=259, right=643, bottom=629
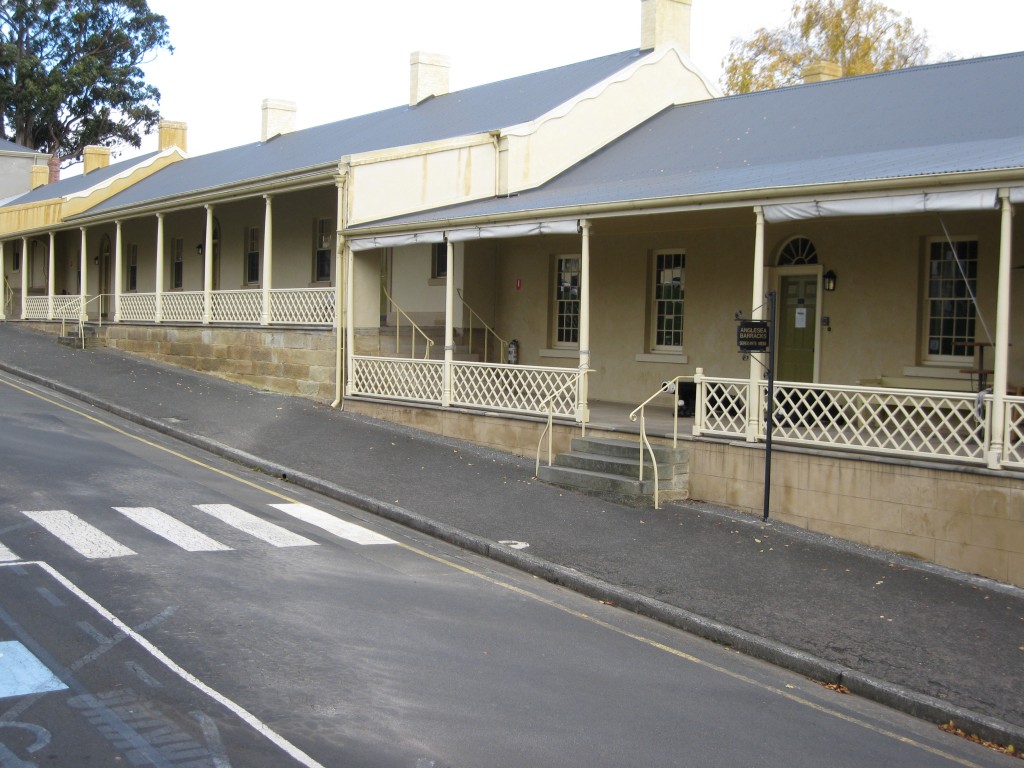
left=261, top=100, right=297, bottom=142
left=83, top=145, right=111, bottom=174
left=158, top=120, right=188, bottom=152
left=410, top=52, right=450, bottom=106
left=640, top=0, right=692, bottom=56
left=802, top=61, right=843, bottom=83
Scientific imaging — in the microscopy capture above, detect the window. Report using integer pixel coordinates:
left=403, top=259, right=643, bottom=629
left=245, top=227, right=260, bottom=285
left=777, top=236, right=819, bottom=266
left=651, top=251, right=685, bottom=350
left=171, top=238, right=184, bottom=289
left=11, top=242, right=20, bottom=272
left=553, top=255, right=580, bottom=346
left=924, top=239, right=977, bottom=360
left=126, top=245, right=138, bottom=291
left=431, top=242, right=447, bottom=280
left=314, top=219, right=333, bottom=283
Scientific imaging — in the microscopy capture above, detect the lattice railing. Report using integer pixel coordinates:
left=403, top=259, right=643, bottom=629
left=270, top=288, right=334, bottom=325
left=767, top=382, right=988, bottom=463
left=53, top=295, right=83, bottom=320
left=119, top=293, right=156, bottom=322
left=23, top=296, right=49, bottom=319
left=351, top=356, right=443, bottom=404
left=452, top=362, right=579, bottom=416
left=212, top=290, right=262, bottom=324
left=161, top=292, right=204, bottom=323
left=1004, top=398, right=1024, bottom=469
left=697, top=377, right=749, bottom=437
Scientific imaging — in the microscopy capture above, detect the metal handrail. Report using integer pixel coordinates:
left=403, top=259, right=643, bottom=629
left=535, top=369, right=591, bottom=476
left=2, top=276, right=12, bottom=317
left=457, top=288, right=508, bottom=364
left=629, top=375, right=693, bottom=509
left=381, top=286, right=434, bottom=360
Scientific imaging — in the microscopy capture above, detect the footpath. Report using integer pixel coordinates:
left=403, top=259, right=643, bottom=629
left=0, top=322, right=1021, bottom=747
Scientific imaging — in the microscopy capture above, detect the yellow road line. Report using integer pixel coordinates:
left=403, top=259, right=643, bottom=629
left=0, top=373, right=986, bottom=767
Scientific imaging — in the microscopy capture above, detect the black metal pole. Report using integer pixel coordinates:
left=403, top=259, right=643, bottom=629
left=763, top=291, right=777, bottom=522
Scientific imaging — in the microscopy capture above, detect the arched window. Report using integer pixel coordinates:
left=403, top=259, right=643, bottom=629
left=777, top=237, right=819, bottom=266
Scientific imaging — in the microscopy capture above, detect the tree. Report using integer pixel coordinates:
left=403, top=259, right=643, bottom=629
left=0, top=0, right=172, bottom=170
left=721, top=0, right=930, bottom=94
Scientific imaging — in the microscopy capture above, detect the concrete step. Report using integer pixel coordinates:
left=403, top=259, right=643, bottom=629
left=554, top=450, right=685, bottom=484
left=536, top=464, right=655, bottom=496
left=570, top=436, right=689, bottom=465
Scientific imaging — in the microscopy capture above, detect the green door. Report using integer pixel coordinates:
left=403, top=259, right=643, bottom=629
left=776, top=274, right=817, bottom=382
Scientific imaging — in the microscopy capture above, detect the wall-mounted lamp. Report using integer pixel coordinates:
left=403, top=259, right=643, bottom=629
left=93, top=255, right=100, bottom=265
left=823, top=270, right=837, bottom=292
left=196, top=243, right=204, bottom=256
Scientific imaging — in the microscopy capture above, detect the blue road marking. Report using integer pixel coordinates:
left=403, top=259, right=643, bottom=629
left=0, top=641, right=68, bottom=698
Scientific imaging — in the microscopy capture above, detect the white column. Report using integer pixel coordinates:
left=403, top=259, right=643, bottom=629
left=203, top=205, right=214, bottom=324
left=154, top=213, right=164, bottom=323
left=20, top=236, right=29, bottom=319
left=113, top=222, right=123, bottom=322
left=988, top=190, right=1013, bottom=468
left=747, top=207, right=766, bottom=442
left=262, top=194, right=273, bottom=326
left=345, top=242, right=355, bottom=397
left=78, top=230, right=87, bottom=321
left=578, top=219, right=592, bottom=422
left=333, top=170, right=348, bottom=408
left=0, top=242, right=6, bottom=321
left=442, top=239, right=455, bottom=407
left=47, top=232, right=56, bottom=320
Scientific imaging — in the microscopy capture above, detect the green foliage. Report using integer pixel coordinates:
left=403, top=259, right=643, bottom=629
left=722, top=0, right=930, bottom=94
left=0, top=0, right=172, bottom=165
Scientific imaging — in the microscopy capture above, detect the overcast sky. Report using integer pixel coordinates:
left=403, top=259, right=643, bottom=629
left=127, top=0, right=1023, bottom=160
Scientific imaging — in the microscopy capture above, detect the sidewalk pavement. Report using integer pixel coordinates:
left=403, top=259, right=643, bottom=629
left=1, top=322, right=1022, bottom=746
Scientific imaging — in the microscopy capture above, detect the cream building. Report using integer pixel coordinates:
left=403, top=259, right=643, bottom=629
left=2, top=0, right=1023, bottom=586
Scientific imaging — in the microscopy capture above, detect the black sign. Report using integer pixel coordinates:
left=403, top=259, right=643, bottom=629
left=737, top=320, right=770, bottom=352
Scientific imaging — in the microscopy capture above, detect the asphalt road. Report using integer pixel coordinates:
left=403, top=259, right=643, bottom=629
left=0, top=373, right=1016, bottom=768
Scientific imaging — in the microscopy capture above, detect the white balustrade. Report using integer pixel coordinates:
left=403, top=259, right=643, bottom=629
left=1004, top=397, right=1024, bottom=469
left=211, top=290, right=262, bottom=324
left=451, top=361, right=579, bottom=416
left=23, top=296, right=49, bottom=319
left=118, top=293, right=156, bottom=322
left=270, top=287, right=335, bottom=325
left=351, top=356, right=444, bottom=404
left=161, top=291, right=205, bottom=323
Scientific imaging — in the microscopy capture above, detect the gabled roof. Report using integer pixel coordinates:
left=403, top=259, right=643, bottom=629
left=355, top=51, right=1024, bottom=230
left=0, top=138, right=44, bottom=156
left=78, top=49, right=651, bottom=217
left=3, top=150, right=162, bottom=207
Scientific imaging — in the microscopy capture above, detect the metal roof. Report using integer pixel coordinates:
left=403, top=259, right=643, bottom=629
left=0, top=138, right=42, bottom=155
left=75, top=49, right=649, bottom=217
left=2, top=150, right=162, bottom=207
left=356, top=52, right=1024, bottom=230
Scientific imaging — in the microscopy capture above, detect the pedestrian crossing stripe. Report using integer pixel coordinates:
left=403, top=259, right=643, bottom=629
left=270, top=503, right=396, bottom=546
left=22, top=510, right=137, bottom=559
left=194, top=504, right=318, bottom=548
left=114, top=507, right=233, bottom=552
left=17, top=502, right=393, bottom=559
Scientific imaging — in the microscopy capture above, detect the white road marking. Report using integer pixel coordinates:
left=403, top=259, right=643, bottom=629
left=269, top=503, right=395, bottom=546
left=193, top=504, right=318, bottom=548
left=113, top=507, right=231, bottom=552
left=22, top=511, right=136, bottom=559
left=0, top=541, right=18, bottom=562
left=4, top=561, right=327, bottom=768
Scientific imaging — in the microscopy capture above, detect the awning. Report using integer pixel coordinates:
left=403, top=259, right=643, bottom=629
left=348, top=220, right=578, bottom=251
left=764, top=189, right=999, bottom=223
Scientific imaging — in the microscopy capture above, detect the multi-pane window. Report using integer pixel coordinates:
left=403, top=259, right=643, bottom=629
left=127, top=245, right=138, bottom=291
left=553, top=255, right=580, bottom=346
left=431, top=242, right=447, bottom=280
left=652, top=251, right=685, bottom=350
left=314, top=219, right=333, bottom=283
left=171, top=238, right=184, bottom=289
left=925, top=239, right=977, bottom=359
left=12, top=242, right=20, bottom=272
left=245, top=227, right=260, bottom=285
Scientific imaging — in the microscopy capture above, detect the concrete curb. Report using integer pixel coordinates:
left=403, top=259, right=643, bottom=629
left=4, top=360, right=1022, bottom=749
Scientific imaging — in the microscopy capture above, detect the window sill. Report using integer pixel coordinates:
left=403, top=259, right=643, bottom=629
left=427, top=278, right=447, bottom=287
left=539, top=348, right=579, bottom=359
left=635, top=352, right=688, bottom=365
